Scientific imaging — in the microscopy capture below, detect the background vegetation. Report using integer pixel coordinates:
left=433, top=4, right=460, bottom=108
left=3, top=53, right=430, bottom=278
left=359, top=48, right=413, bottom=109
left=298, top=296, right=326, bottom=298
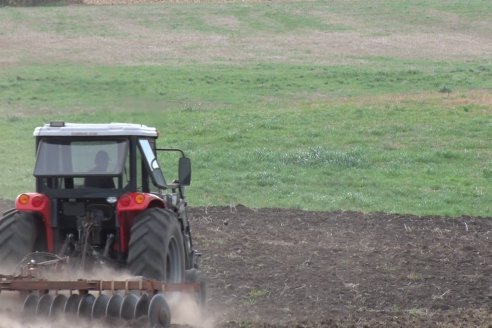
left=0, top=0, right=490, bottom=216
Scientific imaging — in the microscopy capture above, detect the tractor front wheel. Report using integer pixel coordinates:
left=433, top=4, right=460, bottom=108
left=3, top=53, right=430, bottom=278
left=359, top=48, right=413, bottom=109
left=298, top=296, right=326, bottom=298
left=127, top=208, right=185, bottom=283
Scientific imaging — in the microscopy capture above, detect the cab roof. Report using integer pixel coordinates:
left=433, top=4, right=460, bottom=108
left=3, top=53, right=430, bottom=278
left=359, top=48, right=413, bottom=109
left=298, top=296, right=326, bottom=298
left=34, top=122, right=158, bottom=137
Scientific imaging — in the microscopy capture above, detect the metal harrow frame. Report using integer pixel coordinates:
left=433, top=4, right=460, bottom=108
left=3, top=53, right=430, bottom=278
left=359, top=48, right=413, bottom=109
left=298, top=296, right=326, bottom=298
left=0, top=274, right=201, bottom=328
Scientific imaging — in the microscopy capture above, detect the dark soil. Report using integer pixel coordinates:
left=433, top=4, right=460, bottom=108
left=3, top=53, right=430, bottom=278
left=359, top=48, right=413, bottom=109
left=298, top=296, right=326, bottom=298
left=189, top=206, right=492, bottom=327
left=1, top=200, right=491, bottom=327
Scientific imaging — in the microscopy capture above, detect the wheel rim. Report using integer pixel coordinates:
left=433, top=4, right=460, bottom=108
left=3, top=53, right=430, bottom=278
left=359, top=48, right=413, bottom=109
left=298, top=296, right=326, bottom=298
left=166, top=236, right=183, bottom=283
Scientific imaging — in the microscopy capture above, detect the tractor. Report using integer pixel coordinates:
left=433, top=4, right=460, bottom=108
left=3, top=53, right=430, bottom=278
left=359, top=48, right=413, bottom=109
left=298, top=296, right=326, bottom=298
left=0, top=122, right=204, bottom=326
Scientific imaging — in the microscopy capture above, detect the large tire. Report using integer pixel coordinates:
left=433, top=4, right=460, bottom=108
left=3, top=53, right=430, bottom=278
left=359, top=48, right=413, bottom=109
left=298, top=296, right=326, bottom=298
left=0, top=211, right=38, bottom=272
left=127, top=208, right=185, bottom=283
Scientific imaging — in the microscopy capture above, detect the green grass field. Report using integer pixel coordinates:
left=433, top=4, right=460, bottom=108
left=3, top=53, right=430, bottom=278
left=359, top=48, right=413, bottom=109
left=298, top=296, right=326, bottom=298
left=0, top=0, right=491, bottom=216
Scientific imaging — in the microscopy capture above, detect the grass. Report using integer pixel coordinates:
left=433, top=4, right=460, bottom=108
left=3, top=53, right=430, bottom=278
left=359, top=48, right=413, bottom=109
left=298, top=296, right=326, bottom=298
left=2, top=1, right=491, bottom=35
left=248, top=288, right=268, bottom=299
left=0, top=1, right=491, bottom=217
left=2, top=61, right=491, bottom=111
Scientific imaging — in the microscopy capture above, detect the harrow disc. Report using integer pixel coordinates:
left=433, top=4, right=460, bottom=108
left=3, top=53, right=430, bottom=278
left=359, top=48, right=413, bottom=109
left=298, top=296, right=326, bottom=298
left=77, top=294, right=95, bottom=318
left=120, top=293, right=139, bottom=320
left=134, top=293, right=149, bottom=319
left=91, top=294, right=110, bottom=319
left=64, top=294, right=80, bottom=314
left=49, top=294, right=67, bottom=318
left=36, top=294, right=53, bottom=316
left=106, top=294, right=123, bottom=320
left=148, top=294, right=171, bottom=328
left=23, top=294, right=39, bottom=316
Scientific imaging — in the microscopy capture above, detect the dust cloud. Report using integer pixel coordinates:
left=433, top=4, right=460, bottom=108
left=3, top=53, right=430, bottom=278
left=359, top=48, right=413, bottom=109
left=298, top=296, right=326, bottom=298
left=168, top=293, right=215, bottom=328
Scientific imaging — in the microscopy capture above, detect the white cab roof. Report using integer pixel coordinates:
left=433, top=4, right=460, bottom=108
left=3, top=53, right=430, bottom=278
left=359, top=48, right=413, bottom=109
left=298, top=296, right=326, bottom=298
left=34, top=122, right=158, bottom=137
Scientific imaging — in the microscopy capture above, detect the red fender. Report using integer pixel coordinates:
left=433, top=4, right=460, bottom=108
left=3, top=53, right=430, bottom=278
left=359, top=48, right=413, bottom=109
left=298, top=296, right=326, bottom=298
left=116, top=193, right=165, bottom=253
left=15, top=193, right=53, bottom=252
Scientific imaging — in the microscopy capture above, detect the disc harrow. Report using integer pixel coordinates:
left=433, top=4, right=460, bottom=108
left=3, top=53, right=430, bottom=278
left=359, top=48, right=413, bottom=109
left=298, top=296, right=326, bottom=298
left=0, top=274, right=201, bottom=328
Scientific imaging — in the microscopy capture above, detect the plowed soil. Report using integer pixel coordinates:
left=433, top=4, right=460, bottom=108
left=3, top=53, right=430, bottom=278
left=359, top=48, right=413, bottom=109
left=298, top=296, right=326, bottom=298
left=189, top=206, right=492, bottom=328
left=1, top=200, right=491, bottom=327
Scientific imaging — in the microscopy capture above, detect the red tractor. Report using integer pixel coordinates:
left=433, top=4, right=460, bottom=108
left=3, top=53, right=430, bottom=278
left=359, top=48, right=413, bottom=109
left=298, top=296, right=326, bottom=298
left=0, top=122, right=203, bottom=326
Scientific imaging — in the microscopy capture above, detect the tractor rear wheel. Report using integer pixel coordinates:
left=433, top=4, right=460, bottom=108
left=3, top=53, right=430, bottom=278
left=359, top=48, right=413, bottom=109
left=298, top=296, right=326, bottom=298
left=127, top=208, right=185, bottom=283
left=0, top=211, right=39, bottom=271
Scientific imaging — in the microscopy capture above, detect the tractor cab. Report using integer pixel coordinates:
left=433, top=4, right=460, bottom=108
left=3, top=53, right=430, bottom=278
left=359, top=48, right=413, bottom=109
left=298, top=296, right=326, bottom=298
left=33, top=121, right=190, bottom=196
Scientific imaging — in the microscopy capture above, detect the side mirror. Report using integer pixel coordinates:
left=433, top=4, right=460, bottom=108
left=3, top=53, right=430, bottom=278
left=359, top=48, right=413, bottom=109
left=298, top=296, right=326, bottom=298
left=179, top=157, right=192, bottom=186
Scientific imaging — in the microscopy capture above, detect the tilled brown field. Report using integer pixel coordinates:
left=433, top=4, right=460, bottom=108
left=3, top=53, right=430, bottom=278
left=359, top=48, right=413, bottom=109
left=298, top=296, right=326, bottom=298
left=0, top=201, right=491, bottom=327
left=190, top=206, right=492, bottom=328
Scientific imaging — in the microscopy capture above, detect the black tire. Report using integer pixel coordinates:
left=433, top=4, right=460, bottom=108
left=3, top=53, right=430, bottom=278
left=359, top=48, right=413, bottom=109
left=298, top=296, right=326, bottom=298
left=127, top=208, right=185, bottom=283
left=0, top=211, right=38, bottom=271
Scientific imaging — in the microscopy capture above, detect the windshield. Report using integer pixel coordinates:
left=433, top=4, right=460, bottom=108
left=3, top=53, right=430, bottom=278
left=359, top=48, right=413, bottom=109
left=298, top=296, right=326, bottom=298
left=34, top=139, right=128, bottom=177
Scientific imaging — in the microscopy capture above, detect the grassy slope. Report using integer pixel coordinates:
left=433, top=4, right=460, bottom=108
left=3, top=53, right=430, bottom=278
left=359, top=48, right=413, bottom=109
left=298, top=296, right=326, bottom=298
left=0, top=1, right=491, bottom=216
